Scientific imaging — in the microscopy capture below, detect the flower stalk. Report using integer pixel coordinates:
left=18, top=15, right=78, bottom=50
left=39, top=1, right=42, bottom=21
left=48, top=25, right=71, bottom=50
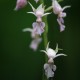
left=14, top=0, right=70, bottom=80
left=40, top=0, right=48, bottom=62
left=40, top=0, right=49, bottom=80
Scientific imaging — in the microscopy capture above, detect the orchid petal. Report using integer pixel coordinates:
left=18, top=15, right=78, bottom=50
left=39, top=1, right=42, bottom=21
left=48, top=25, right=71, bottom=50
left=54, top=53, right=67, bottom=58
left=28, top=2, right=35, bottom=11
left=52, top=65, right=56, bottom=71
left=59, top=12, right=66, bottom=18
left=41, top=22, right=45, bottom=28
left=36, top=4, right=44, bottom=13
left=32, top=22, right=45, bottom=35
left=62, top=6, right=71, bottom=11
left=30, top=38, right=42, bottom=51
left=42, top=13, right=51, bottom=17
left=44, top=63, right=55, bottom=78
left=22, top=28, right=32, bottom=32
left=46, top=42, right=50, bottom=51
left=27, top=12, right=35, bottom=15
left=55, top=43, right=58, bottom=53
left=40, top=50, right=47, bottom=55
left=57, top=18, right=65, bottom=32
left=60, top=25, right=65, bottom=32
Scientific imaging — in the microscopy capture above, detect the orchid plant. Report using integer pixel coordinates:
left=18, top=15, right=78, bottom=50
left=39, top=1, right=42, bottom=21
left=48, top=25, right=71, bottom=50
left=14, top=0, right=70, bottom=80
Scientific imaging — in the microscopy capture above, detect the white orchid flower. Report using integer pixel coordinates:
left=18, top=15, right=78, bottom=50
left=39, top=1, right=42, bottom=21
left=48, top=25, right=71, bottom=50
left=27, top=2, right=51, bottom=22
left=52, top=0, right=71, bottom=32
left=41, top=42, right=67, bottom=63
left=14, top=0, right=27, bottom=11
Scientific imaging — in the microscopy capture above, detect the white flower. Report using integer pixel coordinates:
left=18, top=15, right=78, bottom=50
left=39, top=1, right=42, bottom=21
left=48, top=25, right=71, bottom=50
left=27, top=2, right=50, bottom=22
left=52, top=0, right=71, bottom=31
left=32, top=22, right=45, bottom=35
left=44, top=63, right=56, bottom=78
left=14, top=0, right=27, bottom=11
left=41, top=42, right=67, bottom=63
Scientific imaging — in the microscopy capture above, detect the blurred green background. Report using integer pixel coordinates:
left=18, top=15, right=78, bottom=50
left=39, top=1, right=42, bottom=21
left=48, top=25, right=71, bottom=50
left=0, top=0, right=80, bottom=80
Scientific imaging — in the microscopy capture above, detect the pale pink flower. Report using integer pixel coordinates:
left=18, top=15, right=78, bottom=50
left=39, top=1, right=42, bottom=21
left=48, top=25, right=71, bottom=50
left=27, top=2, right=50, bottom=22
left=14, top=0, right=27, bottom=11
left=52, top=0, right=71, bottom=31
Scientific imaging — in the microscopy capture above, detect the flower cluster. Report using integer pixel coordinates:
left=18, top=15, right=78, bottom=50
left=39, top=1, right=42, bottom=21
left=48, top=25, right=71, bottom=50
left=22, top=2, right=50, bottom=51
left=14, top=0, right=70, bottom=50
left=14, top=0, right=70, bottom=79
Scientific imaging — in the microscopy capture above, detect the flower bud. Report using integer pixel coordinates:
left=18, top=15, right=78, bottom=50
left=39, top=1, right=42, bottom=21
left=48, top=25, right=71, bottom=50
left=14, top=0, right=27, bottom=11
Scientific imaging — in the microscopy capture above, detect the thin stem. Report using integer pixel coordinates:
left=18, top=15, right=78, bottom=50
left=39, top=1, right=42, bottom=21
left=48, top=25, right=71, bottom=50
left=40, top=0, right=44, bottom=4
left=43, top=16, right=48, bottom=50
left=45, top=6, right=53, bottom=12
left=39, top=0, right=48, bottom=50
left=40, top=0, right=49, bottom=80
left=42, top=16, right=48, bottom=63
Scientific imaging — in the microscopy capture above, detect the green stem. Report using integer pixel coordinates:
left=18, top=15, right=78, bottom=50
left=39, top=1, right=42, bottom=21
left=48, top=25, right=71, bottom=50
left=43, top=16, right=48, bottom=50
left=40, top=0, right=48, bottom=60
left=42, top=16, right=48, bottom=80
left=40, top=0, right=44, bottom=4
left=40, top=0, right=48, bottom=80
left=45, top=6, right=53, bottom=12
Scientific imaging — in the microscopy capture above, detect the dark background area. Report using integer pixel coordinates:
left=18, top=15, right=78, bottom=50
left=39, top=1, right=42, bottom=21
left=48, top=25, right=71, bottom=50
left=0, top=0, right=80, bottom=80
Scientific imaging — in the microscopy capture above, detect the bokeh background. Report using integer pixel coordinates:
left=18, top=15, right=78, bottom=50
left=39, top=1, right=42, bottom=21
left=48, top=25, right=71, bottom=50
left=0, top=0, right=80, bottom=80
